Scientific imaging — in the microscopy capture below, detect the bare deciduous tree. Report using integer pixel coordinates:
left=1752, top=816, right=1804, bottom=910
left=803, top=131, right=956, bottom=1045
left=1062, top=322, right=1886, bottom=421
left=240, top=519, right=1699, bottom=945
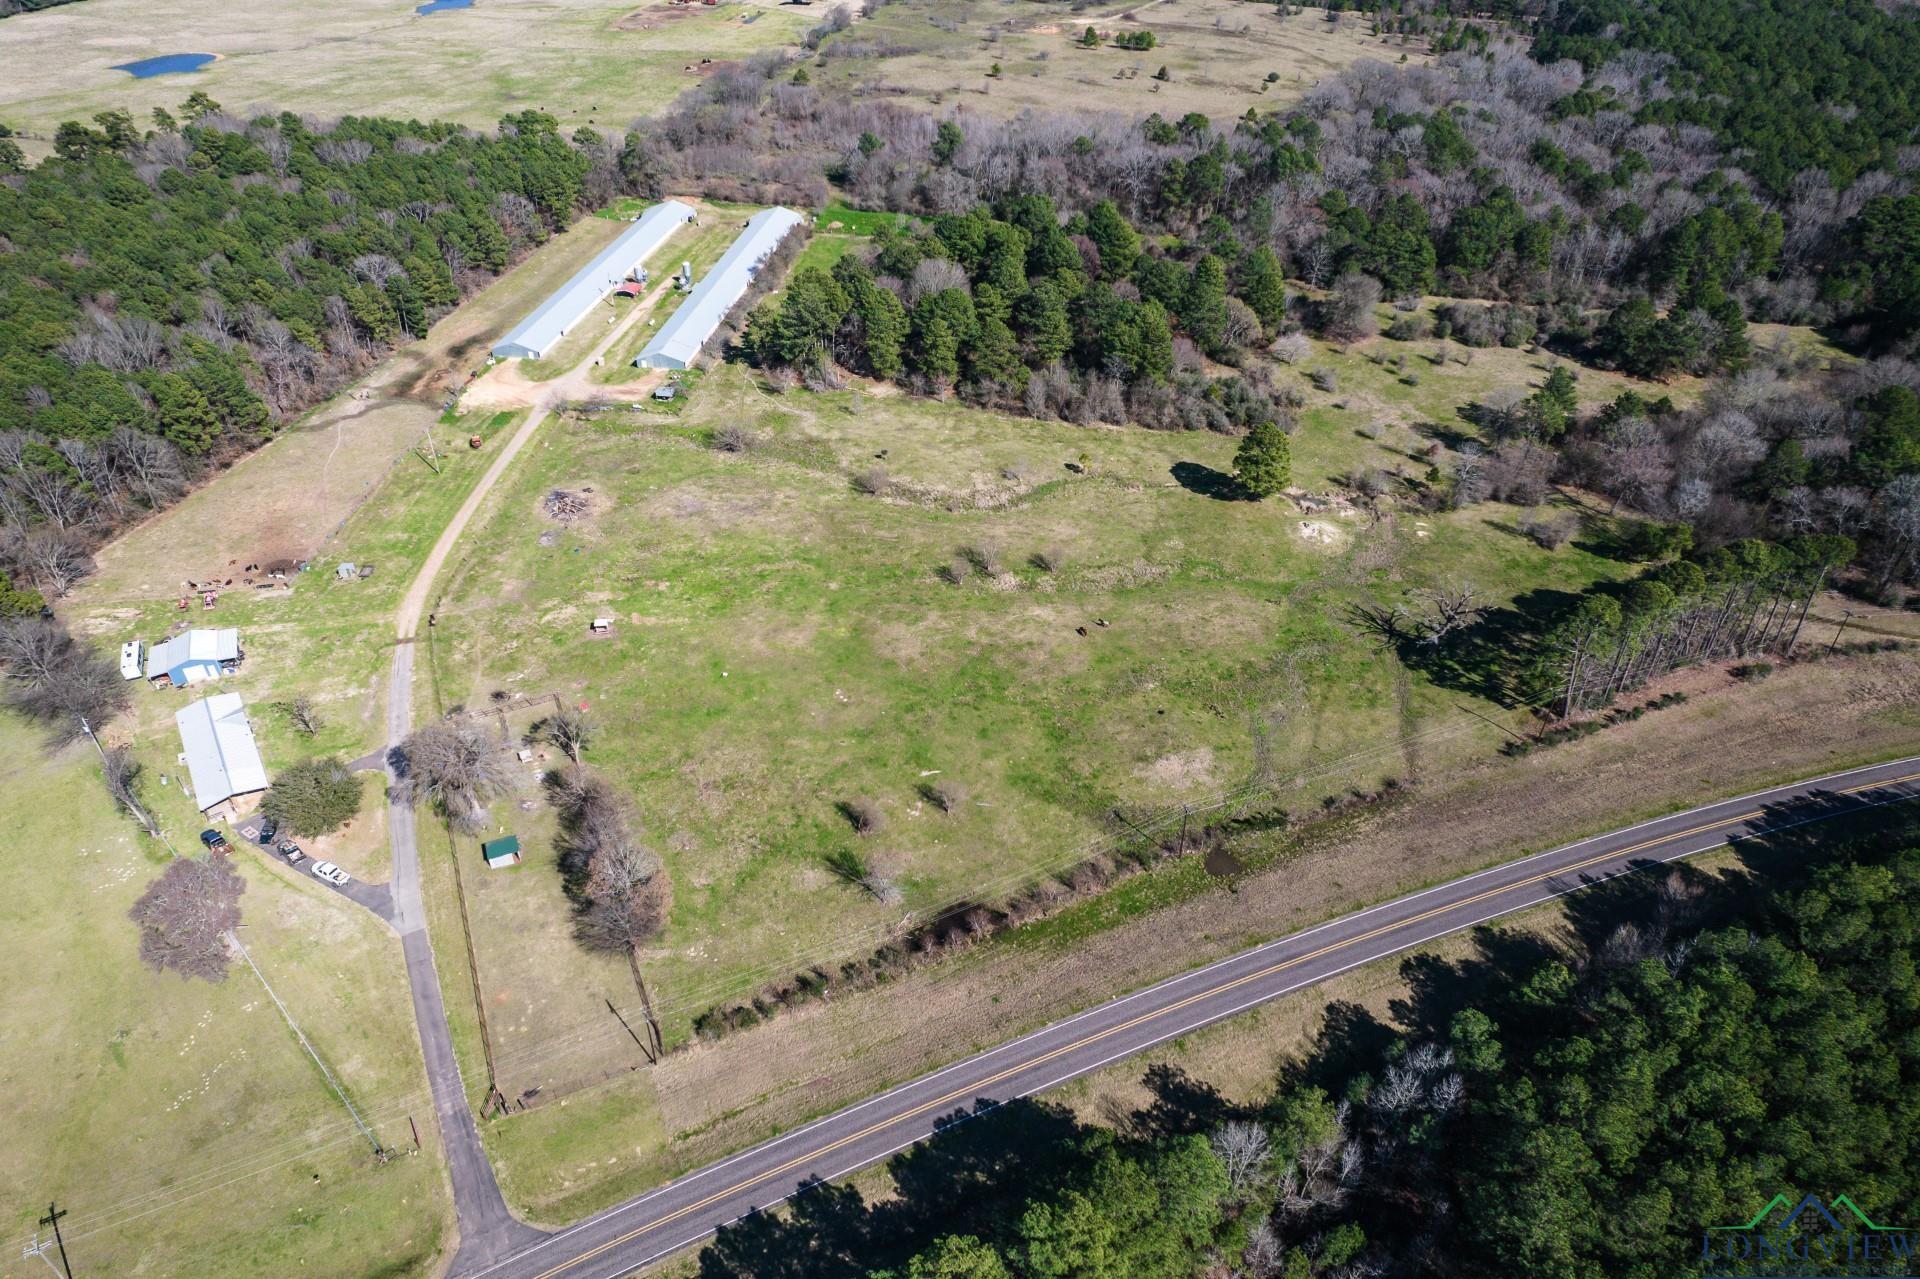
left=539, top=707, right=596, bottom=764
left=128, top=856, right=244, bottom=982
left=1210, top=1119, right=1274, bottom=1200
left=391, top=715, right=518, bottom=833
left=0, top=617, right=129, bottom=748
left=1410, top=582, right=1485, bottom=648
left=1275, top=1099, right=1363, bottom=1220
left=551, top=768, right=671, bottom=1055
left=7, top=526, right=95, bottom=596
left=276, top=695, right=324, bottom=737
left=1320, top=272, right=1381, bottom=343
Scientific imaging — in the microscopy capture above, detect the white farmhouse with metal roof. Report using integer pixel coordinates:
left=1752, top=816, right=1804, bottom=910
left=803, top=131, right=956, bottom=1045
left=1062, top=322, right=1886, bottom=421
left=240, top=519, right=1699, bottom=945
left=491, top=201, right=697, bottom=360
left=175, top=693, right=269, bottom=815
left=635, top=206, right=805, bottom=370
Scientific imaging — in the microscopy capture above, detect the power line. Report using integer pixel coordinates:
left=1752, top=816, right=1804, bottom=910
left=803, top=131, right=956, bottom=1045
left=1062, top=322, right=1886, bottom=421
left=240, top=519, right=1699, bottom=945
left=19, top=719, right=1492, bottom=1256
left=231, top=935, right=385, bottom=1158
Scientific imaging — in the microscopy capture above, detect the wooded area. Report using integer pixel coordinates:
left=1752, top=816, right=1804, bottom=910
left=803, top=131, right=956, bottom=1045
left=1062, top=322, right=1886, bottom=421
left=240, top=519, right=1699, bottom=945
left=694, top=815, right=1920, bottom=1279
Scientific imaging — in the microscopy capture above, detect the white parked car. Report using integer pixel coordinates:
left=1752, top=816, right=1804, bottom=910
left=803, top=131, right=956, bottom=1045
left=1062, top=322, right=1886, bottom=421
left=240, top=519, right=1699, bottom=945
left=310, top=861, right=351, bottom=886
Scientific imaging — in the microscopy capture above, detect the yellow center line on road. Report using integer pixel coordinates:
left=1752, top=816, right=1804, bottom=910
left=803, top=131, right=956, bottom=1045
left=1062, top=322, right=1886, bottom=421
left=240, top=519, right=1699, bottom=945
left=533, top=769, right=1920, bottom=1279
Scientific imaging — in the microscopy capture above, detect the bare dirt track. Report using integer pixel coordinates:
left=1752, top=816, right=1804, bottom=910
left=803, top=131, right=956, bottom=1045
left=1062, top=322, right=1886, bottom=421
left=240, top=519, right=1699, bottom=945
left=65, top=215, right=640, bottom=612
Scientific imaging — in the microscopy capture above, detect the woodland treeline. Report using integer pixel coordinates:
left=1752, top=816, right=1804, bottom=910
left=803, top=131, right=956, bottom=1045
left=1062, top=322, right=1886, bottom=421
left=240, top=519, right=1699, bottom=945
left=3, top=5, right=1920, bottom=636
left=695, top=821, right=1920, bottom=1279
left=0, top=97, right=620, bottom=601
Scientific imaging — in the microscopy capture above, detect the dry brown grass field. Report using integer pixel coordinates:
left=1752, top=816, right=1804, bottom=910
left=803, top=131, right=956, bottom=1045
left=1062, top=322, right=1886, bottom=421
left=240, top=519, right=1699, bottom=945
left=0, top=0, right=811, bottom=152
left=65, top=214, right=628, bottom=612
left=810, top=0, right=1422, bottom=122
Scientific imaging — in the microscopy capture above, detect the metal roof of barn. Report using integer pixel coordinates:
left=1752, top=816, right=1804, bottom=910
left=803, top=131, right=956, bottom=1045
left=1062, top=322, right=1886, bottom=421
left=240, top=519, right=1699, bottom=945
left=493, top=201, right=696, bottom=360
left=175, top=693, right=269, bottom=810
left=146, top=627, right=239, bottom=678
left=635, top=206, right=804, bottom=370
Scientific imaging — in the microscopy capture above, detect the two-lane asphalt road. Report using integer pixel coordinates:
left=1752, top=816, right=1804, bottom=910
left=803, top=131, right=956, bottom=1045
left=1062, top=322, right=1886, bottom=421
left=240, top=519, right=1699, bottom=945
left=459, top=755, right=1920, bottom=1279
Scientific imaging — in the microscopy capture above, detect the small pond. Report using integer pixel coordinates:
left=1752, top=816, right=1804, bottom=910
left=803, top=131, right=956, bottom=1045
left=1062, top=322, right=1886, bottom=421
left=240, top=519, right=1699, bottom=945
left=416, top=0, right=473, bottom=13
left=112, top=53, right=216, bottom=78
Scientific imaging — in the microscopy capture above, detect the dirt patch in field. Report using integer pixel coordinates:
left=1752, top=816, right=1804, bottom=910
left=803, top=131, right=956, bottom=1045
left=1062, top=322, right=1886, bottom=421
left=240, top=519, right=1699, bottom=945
left=74, top=398, right=432, bottom=606
left=1136, top=747, right=1218, bottom=790
left=1297, top=518, right=1347, bottom=548
left=618, top=2, right=697, bottom=29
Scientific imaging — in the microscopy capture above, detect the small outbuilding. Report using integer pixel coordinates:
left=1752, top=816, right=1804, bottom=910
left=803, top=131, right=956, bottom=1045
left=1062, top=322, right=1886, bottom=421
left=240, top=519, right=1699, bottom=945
left=482, top=836, right=523, bottom=868
left=146, top=627, right=242, bottom=688
left=175, top=693, right=269, bottom=817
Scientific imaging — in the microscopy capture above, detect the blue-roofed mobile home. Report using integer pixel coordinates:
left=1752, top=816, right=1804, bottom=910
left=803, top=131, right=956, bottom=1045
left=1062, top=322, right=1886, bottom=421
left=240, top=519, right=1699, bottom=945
left=145, top=627, right=242, bottom=688
left=492, top=201, right=697, bottom=360
left=634, top=207, right=805, bottom=371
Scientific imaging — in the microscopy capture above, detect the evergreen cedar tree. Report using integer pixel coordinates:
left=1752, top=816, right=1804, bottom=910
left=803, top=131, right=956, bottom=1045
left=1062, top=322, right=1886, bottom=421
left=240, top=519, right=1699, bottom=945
left=1233, top=420, right=1292, bottom=499
left=747, top=197, right=1295, bottom=390
left=262, top=756, right=364, bottom=838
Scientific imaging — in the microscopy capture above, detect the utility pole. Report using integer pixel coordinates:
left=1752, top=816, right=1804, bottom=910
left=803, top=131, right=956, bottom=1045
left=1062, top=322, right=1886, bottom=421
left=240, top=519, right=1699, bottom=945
left=79, top=716, right=161, bottom=842
left=39, top=1203, right=72, bottom=1279
left=1827, top=609, right=1856, bottom=656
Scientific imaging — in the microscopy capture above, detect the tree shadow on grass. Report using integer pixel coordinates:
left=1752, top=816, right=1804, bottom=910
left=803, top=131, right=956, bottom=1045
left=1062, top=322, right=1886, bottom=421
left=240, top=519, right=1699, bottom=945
left=1273, top=999, right=1397, bottom=1100
left=699, top=1097, right=1090, bottom=1279
left=1171, top=460, right=1245, bottom=501
left=1129, top=1063, right=1240, bottom=1139
left=1395, top=585, right=1587, bottom=708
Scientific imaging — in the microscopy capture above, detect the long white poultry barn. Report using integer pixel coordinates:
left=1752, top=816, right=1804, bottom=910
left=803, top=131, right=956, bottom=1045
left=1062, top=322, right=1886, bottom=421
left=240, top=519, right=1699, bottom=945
left=491, top=200, right=696, bottom=360
left=634, top=206, right=805, bottom=371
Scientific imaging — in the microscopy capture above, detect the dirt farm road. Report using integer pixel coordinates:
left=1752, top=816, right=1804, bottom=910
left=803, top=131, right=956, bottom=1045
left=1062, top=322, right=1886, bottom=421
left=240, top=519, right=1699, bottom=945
left=451, top=757, right=1920, bottom=1279
left=379, top=214, right=680, bottom=1270
left=386, top=398, right=556, bottom=1267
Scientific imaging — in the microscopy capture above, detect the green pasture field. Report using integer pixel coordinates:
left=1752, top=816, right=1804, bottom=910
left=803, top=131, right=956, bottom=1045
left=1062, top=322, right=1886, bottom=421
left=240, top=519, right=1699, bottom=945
left=0, top=730, right=451, bottom=1278
left=408, top=348, right=1635, bottom=1189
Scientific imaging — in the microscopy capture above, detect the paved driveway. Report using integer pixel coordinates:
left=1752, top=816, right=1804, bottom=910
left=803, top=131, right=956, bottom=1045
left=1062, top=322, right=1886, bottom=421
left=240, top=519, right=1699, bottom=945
left=235, top=818, right=395, bottom=922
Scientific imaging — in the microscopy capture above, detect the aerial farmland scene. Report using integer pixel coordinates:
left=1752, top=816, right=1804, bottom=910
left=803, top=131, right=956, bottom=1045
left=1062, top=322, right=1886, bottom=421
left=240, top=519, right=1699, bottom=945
left=3, top=0, right=1920, bottom=1275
